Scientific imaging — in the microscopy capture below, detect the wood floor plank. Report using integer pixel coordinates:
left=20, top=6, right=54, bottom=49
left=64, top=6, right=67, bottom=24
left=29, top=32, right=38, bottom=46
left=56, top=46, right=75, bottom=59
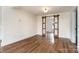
left=1, top=35, right=77, bottom=53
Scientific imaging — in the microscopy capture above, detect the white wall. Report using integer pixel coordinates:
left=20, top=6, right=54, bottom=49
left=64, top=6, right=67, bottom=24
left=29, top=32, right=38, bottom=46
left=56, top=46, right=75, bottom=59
left=1, top=7, right=37, bottom=46
left=37, top=12, right=76, bottom=43
left=37, top=16, right=42, bottom=35
left=59, top=12, right=76, bottom=43
left=70, top=12, right=76, bottom=43
left=77, top=6, right=79, bottom=52
left=59, top=12, right=71, bottom=38
left=0, top=7, right=1, bottom=25
left=0, top=7, right=2, bottom=40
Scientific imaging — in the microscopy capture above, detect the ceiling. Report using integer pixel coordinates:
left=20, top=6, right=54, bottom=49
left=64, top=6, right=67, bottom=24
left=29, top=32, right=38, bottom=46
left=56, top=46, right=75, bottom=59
left=15, top=6, right=76, bottom=15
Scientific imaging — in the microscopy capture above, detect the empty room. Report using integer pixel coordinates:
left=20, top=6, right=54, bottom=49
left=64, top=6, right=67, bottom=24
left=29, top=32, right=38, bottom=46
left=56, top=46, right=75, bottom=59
left=0, top=6, right=79, bottom=53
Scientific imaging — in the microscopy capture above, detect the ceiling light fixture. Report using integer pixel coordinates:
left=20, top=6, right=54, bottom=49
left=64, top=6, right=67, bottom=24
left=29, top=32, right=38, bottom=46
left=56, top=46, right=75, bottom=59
left=43, top=8, right=48, bottom=13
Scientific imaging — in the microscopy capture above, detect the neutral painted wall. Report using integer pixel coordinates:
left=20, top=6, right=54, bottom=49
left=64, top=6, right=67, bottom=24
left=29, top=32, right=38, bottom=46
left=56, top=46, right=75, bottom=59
left=0, top=7, right=1, bottom=25
left=70, top=12, right=76, bottom=43
left=37, top=16, right=42, bottom=35
left=59, top=12, right=71, bottom=38
left=77, top=6, right=79, bottom=52
left=0, top=7, right=2, bottom=40
left=59, top=12, right=76, bottom=43
left=2, top=7, right=37, bottom=46
left=37, top=12, right=76, bottom=43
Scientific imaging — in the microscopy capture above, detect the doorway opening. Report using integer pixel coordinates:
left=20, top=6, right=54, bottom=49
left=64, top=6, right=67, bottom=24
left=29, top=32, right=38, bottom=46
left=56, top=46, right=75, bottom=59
left=42, top=15, right=59, bottom=42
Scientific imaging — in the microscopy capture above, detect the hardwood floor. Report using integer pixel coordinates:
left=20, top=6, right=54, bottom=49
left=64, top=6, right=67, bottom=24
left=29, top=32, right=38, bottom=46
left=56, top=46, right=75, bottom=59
left=1, top=35, right=77, bottom=53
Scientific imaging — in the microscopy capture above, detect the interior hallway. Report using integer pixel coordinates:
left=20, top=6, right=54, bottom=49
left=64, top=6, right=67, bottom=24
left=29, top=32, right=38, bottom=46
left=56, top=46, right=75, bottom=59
left=1, top=35, right=77, bottom=53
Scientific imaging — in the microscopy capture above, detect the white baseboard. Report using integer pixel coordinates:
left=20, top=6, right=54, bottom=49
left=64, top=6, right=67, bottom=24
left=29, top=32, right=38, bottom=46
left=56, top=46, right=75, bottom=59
left=36, top=34, right=42, bottom=36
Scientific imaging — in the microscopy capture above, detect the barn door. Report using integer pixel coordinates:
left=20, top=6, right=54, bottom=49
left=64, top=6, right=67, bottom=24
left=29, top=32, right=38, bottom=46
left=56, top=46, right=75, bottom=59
left=53, top=15, right=59, bottom=38
left=42, top=15, right=59, bottom=38
left=42, top=16, right=46, bottom=36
